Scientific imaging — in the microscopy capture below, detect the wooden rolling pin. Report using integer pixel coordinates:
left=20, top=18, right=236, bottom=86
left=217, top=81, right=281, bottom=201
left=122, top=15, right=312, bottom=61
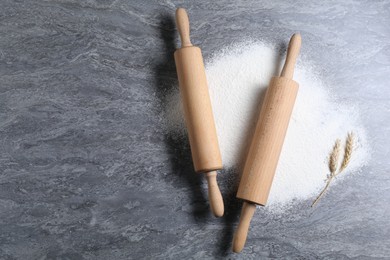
left=232, top=34, right=302, bottom=252
left=174, top=8, right=224, bottom=217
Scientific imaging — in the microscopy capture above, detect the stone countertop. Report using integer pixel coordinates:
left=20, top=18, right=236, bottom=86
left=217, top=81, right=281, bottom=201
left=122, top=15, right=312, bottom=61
left=0, top=0, right=389, bottom=259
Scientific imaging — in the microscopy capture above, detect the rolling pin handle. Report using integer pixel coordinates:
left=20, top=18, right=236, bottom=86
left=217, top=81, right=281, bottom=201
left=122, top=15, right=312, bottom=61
left=232, top=202, right=256, bottom=253
left=205, top=171, right=224, bottom=217
left=176, top=8, right=193, bottom=47
left=281, top=33, right=302, bottom=79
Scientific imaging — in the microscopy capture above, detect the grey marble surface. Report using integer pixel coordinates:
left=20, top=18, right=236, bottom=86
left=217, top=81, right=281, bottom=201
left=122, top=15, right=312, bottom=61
left=0, top=0, right=389, bottom=259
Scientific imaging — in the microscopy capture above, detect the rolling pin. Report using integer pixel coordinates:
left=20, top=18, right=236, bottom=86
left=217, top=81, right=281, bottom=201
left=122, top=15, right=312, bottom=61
left=173, top=8, right=224, bottom=217
left=232, top=34, right=302, bottom=252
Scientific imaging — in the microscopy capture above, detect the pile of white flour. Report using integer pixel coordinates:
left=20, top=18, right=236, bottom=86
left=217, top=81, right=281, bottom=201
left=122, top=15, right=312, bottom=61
left=164, top=41, right=370, bottom=211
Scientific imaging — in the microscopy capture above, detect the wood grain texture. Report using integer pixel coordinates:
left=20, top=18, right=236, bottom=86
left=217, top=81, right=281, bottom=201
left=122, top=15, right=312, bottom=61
left=205, top=171, right=224, bottom=217
left=176, top=8, right=192, bottom=48
left=236, top=77, right=299, bottom=205
left=174, top=8, right=223, bottom=217
left=174, top=47, right=223, bottom=173
left=232, top=202, right=256, bottom=253
left=233, top=34, right=301, bottom=252
left=281, top=34, right=301, bottom=79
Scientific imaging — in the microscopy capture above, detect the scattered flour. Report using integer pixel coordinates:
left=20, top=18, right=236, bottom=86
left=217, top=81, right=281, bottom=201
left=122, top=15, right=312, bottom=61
left=165, top=40, right=370, bottom=211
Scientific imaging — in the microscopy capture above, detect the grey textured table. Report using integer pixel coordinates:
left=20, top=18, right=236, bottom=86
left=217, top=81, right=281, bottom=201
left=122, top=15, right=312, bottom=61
left=1, top=1, right=389, bottom=259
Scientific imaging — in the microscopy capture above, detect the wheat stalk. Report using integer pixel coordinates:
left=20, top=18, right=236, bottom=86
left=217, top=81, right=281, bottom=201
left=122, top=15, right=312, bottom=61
left=338, top=132, right=354, bottom=174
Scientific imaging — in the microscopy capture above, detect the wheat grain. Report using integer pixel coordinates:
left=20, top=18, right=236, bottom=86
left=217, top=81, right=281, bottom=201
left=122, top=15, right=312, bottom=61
left=329, top=139, right=341, bottom=175
left=339, top=132, right=354, bottom=173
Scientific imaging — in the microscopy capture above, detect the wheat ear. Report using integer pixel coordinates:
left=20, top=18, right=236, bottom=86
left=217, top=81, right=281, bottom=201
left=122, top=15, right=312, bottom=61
left=312, top=133, right=356, bottom=207
left=312, top=139, right=342, bottom=207
left=338, top=132, right=354, bottom=174
left=329, top=139, right=341, bottom=176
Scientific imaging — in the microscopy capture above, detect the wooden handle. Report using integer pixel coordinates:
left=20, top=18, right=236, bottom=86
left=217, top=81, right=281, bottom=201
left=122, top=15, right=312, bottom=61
left=232, top=202, right=256, bottom=253
left=205, top=171, right=224, bottom=217
left=176, top=8, right=192, bottom=47
left=280, top=33, right=301, bottom=79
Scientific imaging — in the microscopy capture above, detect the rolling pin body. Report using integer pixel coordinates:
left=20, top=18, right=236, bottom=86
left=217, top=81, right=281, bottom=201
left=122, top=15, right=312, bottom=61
left=236, top=77, right=298, bottom=205
left=174, top=47, right=222, bottom=172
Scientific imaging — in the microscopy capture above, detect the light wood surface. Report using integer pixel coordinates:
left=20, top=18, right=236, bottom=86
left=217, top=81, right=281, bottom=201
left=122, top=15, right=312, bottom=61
left=174, top=47, right=223, bottom=173
left=281, top=34, right=302, bottom=79
left=236, top=77, right=299, bottom=205
left=206, top=171, right=224, bottom=217
left=174, top=8, right=224, bottom=217
left=176, top=8, right=192, bottom=48
left=233, top=34, right=301, bottom=252
left=232, top=202, right=256, bottom=253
